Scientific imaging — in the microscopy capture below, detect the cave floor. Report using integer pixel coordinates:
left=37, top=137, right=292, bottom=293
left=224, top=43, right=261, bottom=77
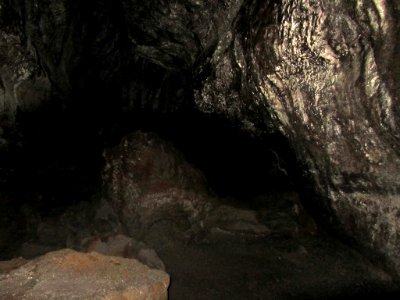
left=158, top=232, right=397, bottom=300
left=153, top=193, right=399, bottom=299
left=1, top=191, right=399, bottom=299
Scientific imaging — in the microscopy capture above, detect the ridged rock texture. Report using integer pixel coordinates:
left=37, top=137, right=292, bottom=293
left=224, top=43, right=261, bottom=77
left=1, top=0, right=400, bottom=279
left=195, top=0, right=400, bottom=277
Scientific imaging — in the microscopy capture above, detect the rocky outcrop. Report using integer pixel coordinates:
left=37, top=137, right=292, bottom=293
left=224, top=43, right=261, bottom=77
left=102, top=131, right=215, bottom=241
left=1, top=0, right=400, bottom=279
left=0, top=249, right=170, bottom=300
left=100, top=131, right=319, bottom=245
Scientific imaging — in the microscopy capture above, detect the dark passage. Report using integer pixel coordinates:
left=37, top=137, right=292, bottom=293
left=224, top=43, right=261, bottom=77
left=0, top=105, right=297, bottom=247
left=0, top=107, right=297, bottom=210
left=112, top=110, right=298, bottom=201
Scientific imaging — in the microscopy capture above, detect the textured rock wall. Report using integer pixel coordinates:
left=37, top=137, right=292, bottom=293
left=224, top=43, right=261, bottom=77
left=197, top=0, right=400, bottom=276
left=1, top=0, right=400, bottom=278
left=0, top=0, right=244, bottom=117
left=0, top=25, right=50, bottom=120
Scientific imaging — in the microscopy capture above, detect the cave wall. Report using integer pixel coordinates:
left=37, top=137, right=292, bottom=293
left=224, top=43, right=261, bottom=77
left=1, top=0, right=400, bottom=277
left=197, top=0, right=400, bottom=275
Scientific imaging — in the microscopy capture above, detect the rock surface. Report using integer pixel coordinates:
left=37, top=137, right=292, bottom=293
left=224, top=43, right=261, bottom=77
left=197, top=0, right=400, bottom=277
left=203, top=205, right=271, bottom=239
left=5, top=199, right=168, bottom=272
left=102, top=131, right=215, bottom=240
left=82, top=234, right=166, bottom=271
left=0, top=249, right=169, bottom=300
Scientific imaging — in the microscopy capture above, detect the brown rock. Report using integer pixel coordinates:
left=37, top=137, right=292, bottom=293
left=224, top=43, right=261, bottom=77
left=0, top=257, right=27, bottom=274
left=0, top=249, right=169, bottom=300
left=102, top=131, right=215, bottom=238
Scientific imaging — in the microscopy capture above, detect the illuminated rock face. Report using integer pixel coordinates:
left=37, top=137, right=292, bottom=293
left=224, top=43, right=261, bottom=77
left=200, top=0, right=400, bottom=277
left=1, top=0, right=400, bottom=278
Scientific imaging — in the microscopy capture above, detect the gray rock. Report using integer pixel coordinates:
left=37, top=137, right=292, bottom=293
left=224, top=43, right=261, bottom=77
left=204, top=205, right=270, bottom=238
left=137, top=248, right=166, bottom=272
left=82, top=234, right=166, bottom=271
left=0, top=31, right=51, bottom=119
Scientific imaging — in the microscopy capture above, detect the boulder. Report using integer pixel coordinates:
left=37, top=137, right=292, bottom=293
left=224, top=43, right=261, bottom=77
left=0, top=249, right=169, bottom=300
left=102, top=131, right=215, bottom=239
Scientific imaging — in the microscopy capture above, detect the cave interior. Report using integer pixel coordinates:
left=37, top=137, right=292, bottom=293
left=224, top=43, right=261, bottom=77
left=0, top=0, right=400, bottom=299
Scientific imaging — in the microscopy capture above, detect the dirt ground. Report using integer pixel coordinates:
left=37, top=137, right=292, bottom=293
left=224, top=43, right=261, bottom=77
left=158, top=233, right=399, bottom=300
left=151, top=192, right=400, bottom=300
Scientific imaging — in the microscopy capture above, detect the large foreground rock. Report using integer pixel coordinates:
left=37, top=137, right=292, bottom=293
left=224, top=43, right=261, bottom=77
left=0, top=249, right=169, bottom=300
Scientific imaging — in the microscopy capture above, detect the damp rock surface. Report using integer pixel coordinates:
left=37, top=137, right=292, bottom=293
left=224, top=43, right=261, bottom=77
left=0, top=249, right=169, bottom=300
